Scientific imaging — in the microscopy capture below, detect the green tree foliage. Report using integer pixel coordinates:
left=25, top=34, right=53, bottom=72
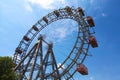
left=0, top=56, right=18, bottom=80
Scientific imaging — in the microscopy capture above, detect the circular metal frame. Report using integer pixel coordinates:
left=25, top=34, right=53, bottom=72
left=13, top=6, right=93, bottom=80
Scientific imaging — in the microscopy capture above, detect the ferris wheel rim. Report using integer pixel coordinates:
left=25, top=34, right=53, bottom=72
left=13, top=6, right=92, bottom=79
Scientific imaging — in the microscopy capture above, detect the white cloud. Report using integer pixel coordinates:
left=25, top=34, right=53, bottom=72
left=93, top=6, right=107, bottom=19
left=25, top=3, right=33, bottom=12
left=90, top=0, right=94, bottom=4
left=89, top=76, right=94, bottom=80
left=47, top=27, right=68, bottom=43
left=27, top=0, right=67, bottom=9
left=48, top=21, right=77, bottom=43
left=55, top=28, right=67, bottom=39
left=28, top=0, right=54, bottom=9
left=101, top=13, right=107, bottom=17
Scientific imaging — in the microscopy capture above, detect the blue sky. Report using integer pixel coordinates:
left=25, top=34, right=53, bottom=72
left=0, top=0, right=120, bottom=80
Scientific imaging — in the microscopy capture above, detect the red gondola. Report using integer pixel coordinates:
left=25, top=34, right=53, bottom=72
left=23, top=36, right=30, bottom=41
left=76, top=64, right=88, bottom=75
left=66, top=6, right=72, bottom=14
left=54, top=10, right=60, bottom=17
left=32, top=25, right=39, bottom=31
left=88, top=36, right=98, bottom=48
left=15, top=48, right=22, bottom=54
left=43, top=17, right=48, bottom=24
left=87, top=16, right=95, bottom=27
left=77, top=7, right=85, bottom=16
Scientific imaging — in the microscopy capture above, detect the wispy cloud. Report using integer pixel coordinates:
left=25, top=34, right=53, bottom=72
left=26, top=0, right=67, bottom=10
left=28, top=0, right=54, bottom=9
left=54, top=27, right=67, bottom=39
left=90, top=0, right=94, bottom=4
left=89, top=76, right=94, bottom=80
left=46, top=26, right=77, bottom=43
left=93, top=6, right=107, bottom=20
left=101, top=13, right=107, bottom=17
left=24, top=3, right=33, bottom=12
left=47, top=20, right=77, bottom=43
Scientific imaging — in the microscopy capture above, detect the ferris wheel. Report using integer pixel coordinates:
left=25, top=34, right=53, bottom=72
left=13, top=6, right=98, bottom=80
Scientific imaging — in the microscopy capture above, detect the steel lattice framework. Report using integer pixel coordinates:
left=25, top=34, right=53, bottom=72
left=13, top=6, right=96, bottom=80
